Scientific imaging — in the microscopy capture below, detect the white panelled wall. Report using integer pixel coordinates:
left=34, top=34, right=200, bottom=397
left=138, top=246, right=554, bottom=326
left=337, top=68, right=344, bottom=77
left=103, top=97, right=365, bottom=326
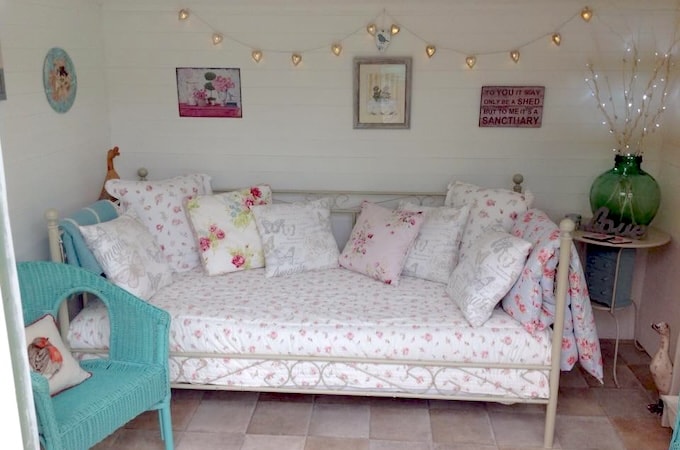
left=0, top=0, right=679, bottom=378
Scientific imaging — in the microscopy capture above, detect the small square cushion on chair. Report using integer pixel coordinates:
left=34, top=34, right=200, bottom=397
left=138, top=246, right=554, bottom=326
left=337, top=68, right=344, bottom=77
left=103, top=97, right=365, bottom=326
left=79, top=213, right=174, bottom=300
left=339, top=201, right=424, bottom=286
left=444, top=181, right=534, bottom=261
left=446, top=231, right=532, bottom=327
left=25, top=314, right=91, bottom=396
left=251, top=198, right=340, bottom=277
left=185, top=185, right=272, bottom=276
left=397, top=201, right=470, bottom=284
left=105, top=173, right=213, bottom=272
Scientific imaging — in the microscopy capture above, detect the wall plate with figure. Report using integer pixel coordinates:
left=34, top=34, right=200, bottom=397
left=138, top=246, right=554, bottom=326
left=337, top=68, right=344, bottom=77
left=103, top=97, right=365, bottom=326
left=43, top=47, right=77, bottom=113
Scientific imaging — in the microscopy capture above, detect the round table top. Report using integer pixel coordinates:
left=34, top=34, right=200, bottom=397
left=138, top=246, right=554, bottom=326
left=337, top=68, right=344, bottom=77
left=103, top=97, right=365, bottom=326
left=573, top=227, right=671, bottom=249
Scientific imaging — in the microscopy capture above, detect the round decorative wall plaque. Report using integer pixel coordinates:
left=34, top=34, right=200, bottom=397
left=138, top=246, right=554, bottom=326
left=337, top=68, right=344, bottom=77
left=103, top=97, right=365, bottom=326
left=43, top=47, right=77, bottom=113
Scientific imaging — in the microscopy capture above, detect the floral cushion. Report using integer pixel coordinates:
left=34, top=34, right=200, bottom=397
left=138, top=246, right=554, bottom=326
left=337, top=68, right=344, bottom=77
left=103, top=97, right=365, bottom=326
left=185, top=186, right=272, bottom=276
left=397, top=201, right=470, bottom=284
left=444, top=181, right=534, bottom=261
left=79, top=213, right=174, bottom=300
left=105, top=173, right=212, bottom=272
left=251, top=198, right=340, bottom=277
left=339, top=201, right=424, bottom=285
left=446, top=231, right=532, bottom=327
left=25, top=314, right=91, bottom=395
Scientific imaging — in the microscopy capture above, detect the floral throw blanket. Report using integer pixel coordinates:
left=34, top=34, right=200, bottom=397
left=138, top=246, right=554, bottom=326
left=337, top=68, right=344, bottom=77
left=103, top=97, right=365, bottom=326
left=502, top=209, right=604, bottom=383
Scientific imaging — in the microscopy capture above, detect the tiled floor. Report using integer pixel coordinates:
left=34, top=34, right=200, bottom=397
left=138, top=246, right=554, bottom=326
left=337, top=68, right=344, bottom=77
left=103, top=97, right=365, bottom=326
left=93, top=340, right=674, bottom=450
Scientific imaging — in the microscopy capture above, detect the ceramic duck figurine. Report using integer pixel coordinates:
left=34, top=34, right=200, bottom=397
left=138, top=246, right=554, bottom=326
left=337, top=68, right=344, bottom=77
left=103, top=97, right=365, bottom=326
left=99, top=146, right=120, bottom=202
left=648, top=321, right=673, bottom=414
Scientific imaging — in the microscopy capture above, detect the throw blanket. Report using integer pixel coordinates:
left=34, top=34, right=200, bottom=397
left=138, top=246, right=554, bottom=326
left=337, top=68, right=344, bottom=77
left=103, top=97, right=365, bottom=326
left=502, top=209, right=604, bottom=383
left=59, top=200, right=119, bottom=275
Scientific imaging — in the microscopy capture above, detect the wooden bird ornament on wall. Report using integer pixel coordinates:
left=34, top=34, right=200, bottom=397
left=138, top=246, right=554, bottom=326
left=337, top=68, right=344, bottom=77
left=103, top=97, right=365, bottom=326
left=99, top=146, right=120, bottom=202
left=648, top=321, right=673, bottom=414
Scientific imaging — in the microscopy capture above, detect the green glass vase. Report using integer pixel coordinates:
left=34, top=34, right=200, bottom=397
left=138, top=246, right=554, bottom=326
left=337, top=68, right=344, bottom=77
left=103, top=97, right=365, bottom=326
left=589, top=154, right=661, bottom=227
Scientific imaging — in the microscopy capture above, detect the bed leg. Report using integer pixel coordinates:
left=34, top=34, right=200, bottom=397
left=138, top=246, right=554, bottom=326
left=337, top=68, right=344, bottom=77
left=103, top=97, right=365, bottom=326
left=544, top=394, right=557, bottom=448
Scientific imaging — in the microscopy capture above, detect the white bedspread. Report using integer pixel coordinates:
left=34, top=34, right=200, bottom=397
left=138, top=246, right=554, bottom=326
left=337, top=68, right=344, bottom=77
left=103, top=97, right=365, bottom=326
left=69, top=268, right=554, bottom=398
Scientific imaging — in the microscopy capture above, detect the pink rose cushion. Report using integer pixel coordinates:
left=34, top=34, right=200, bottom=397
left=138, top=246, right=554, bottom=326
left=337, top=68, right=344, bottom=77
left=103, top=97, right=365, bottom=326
left=185, top=185, right=272, bottom=276
left=105, top=173, right=212, bottom=272
left=339, top=201, right=424, bottom=285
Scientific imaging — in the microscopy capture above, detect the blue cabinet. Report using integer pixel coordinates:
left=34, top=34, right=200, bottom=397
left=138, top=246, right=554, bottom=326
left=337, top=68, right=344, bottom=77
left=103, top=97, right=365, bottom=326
left=584, top=245, right=635, bottom=308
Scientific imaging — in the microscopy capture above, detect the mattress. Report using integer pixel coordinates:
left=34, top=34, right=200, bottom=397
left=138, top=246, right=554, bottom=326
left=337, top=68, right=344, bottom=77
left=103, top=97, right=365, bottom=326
left=68, top=267, right=553, bottom=398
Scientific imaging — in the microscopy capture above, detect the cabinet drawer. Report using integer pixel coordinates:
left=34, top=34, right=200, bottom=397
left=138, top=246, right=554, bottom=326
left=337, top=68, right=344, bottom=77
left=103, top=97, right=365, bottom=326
left=584, top=246, right=635, bottom=308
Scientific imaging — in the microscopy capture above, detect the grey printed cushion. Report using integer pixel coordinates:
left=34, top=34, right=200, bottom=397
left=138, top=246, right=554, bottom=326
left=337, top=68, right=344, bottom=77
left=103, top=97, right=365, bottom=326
left=446, top=231, right=532, bottom=327
left=251, top=198, right=340, bottom=277
left=398, top=201, right=470, bottom=284
left=444, top=181, right=533, bottom=262
left=79, top=213, right=174, bottom=300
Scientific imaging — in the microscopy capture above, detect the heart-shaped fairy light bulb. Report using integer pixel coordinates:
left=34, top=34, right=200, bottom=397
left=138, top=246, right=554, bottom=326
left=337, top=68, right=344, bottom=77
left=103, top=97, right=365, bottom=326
left=465, top=55, right=476, bottom=69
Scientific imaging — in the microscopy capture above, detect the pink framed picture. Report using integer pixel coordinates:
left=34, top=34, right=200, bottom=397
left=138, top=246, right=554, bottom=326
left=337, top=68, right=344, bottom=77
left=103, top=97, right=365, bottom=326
left=176, top=67, right=242, bottom=118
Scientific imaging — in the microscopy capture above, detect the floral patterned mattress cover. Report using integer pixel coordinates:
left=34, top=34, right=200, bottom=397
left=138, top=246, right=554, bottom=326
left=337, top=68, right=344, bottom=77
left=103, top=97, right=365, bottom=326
left=69, top=267, right=572, bottom=398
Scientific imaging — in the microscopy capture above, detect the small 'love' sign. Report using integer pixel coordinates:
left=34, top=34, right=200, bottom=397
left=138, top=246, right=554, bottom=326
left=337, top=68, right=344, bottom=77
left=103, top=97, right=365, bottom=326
left=584, top=207, right=647, bottom=239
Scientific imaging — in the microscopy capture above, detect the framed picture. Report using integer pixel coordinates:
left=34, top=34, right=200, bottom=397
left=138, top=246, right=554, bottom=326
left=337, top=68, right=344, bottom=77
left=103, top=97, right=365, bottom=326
left=353, top=56, right=411, bottom=129
left=176, top=67, right=242, bottom=118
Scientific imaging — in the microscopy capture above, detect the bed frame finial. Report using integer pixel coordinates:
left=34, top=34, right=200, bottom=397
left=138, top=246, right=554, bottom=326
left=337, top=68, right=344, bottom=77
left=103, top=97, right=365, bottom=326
left=512, top=173, right=524, bottom=193
left=137, top=167, right=148, bottom=181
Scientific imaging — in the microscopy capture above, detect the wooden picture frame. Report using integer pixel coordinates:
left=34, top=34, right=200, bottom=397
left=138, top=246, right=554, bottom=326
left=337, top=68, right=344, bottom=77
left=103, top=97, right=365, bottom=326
left=353, top=57, right=411, bottom=129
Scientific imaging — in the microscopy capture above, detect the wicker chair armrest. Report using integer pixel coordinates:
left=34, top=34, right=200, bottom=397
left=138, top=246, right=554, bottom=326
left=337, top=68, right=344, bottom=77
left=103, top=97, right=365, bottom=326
left=30, top=372, right=60, bottom=448
left=17, top=261, right=170, bottom=366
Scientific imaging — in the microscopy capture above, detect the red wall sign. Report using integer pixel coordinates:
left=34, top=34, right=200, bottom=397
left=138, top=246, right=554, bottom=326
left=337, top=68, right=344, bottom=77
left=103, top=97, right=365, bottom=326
left=478, top=86, right=545, bottom=128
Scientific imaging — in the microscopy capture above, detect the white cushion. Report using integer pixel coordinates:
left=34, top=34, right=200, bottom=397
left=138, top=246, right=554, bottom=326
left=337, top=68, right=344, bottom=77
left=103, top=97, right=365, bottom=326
left=185, top=186, right=272, bottom=276
left=25, top=315, right=91, bottom=395
left=79, top=213, right=174, bottom=300
left=251, top=198, right=340, bottom=277
left=397, top=202, right=470, bottom=284
left=105, top=173, right=212, bottom=272
left=446, top=231, right=532, bottom=327
left=444, top=181, right=533, bottom=261
left=339, top=202, right=424, bottom=286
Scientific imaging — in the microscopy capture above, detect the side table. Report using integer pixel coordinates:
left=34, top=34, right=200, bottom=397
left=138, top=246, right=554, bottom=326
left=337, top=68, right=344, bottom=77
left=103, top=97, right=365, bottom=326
left=574, top=228, right=671, bottom=387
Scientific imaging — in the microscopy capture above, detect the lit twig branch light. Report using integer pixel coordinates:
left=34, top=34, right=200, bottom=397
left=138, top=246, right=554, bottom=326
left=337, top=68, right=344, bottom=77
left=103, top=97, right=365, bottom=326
left=586, top=44, right=674, bottom=155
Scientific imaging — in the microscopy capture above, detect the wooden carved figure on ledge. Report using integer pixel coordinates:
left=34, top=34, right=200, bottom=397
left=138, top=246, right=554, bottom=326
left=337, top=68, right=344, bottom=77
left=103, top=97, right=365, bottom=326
left=99, top=146, right=120, bottom=201
left=648, top=321, right=673, bottom=414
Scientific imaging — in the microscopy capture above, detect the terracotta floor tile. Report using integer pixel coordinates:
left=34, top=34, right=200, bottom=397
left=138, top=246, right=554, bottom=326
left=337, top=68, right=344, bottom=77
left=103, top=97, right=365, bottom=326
left=610, top=416, right=672, bottom=450
left=175, top=432, right=243, bottom=450
left=489, top=410, right=557, bottom=448
left=554, top=415, right=624, bottom=449
left=370, top=405, right=431, bottom=442
left=369, top=440, right=432, bottom=450
left=556, top=387, right=606, bottom=416
left=247, top=401, right=313, bottom=435
left=304, top=436, right=369, bottom=450
left=593, top=388, right=656, bottom=417
left=430, top=407, right=494, bottom=446
left=187, top=394, right=257, bottom=433
left=617, top=341, right=652, bottom=365
left=308, top=402, right=370, bottom=438
left=241, top=434, right=306, bottom=450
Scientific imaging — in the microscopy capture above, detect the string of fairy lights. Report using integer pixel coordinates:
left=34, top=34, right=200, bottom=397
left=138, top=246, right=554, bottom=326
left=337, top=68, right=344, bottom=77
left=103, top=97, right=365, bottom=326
left=176, top=6, right=595, bottom=68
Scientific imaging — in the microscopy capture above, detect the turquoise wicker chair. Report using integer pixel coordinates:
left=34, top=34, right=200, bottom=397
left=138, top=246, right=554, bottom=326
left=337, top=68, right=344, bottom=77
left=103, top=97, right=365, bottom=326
left=671, top=397, right=680, bottom=449
left=17, top=261, right=174, bottom=450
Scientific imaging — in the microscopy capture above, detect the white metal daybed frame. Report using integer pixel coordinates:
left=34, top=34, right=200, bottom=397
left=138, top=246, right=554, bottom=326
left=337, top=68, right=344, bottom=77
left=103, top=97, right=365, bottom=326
left=45, top=177, right=573, bottom=449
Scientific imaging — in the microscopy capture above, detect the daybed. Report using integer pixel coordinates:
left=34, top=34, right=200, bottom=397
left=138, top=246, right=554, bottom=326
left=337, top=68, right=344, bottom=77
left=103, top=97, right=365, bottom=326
left=45, top=172, right=603, bottom=449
